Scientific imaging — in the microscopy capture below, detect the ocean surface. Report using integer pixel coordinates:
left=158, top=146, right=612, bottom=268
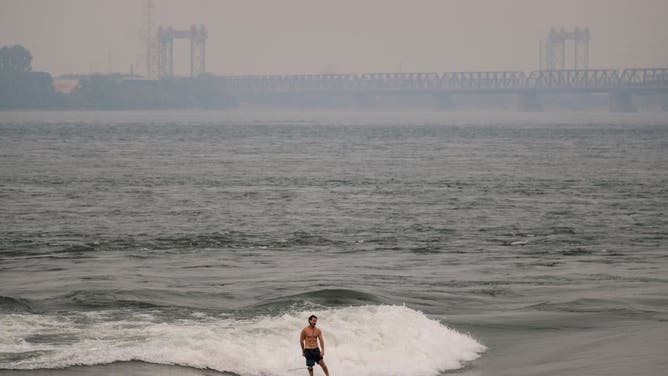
left=1, top=110, right=667, bottom=376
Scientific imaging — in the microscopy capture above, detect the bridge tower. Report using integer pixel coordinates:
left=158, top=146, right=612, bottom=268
left=157, top=25, right=208, bottom=78
left=141, top=0, right=159, bottom=78
left=541, top=27, right=590, bottom=70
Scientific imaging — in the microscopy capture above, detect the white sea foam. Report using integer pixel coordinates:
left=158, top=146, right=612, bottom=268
left=0, top=305, right=486, bottom=376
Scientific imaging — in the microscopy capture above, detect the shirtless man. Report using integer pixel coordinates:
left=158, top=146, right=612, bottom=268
left=300, top=315, right=330, bottom=376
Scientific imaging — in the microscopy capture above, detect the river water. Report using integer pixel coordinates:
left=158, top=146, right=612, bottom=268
left=1, top=110, right=667, bottom=376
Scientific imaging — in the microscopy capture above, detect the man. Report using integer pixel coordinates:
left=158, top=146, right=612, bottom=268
left=300, top=315, right=330, bottom=376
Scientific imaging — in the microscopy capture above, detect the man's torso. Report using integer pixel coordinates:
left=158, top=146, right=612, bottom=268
left=302, top=326, right=320, bottom=349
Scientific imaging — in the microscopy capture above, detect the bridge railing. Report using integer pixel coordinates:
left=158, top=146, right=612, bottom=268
left=526, top=69, right=621, bottom=90
left=357, top=73, right=441, bottom=90
left=439, top=71, right=527, bottom=90
left=620, top=68, right=668, bottom=88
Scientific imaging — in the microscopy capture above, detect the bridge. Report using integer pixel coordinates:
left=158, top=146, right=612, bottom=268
left=214, top=68, right=668, bottom=111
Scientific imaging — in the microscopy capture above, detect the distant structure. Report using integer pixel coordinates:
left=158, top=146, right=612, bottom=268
left=541, top=27, right=590, bottom=70
left=142, top=0, right=158, bottom=78
left=140, top=0, right=207, bottom=79
left=157, top=25, right=208, bottom=78
left=52, top=78, right=79, bottom=94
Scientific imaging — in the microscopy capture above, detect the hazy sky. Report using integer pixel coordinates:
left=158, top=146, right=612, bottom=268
left=1, top=0, right=667, bottom=77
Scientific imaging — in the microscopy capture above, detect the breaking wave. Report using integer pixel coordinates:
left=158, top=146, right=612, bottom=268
left=0, top=305, right=485, bottom=375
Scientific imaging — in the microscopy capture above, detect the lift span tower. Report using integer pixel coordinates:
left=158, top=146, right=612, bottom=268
left=157, top=25, right=208, bottom=78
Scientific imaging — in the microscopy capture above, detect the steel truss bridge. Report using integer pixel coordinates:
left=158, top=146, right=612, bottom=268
left=218, top=68, right=668, bottom=94
left=212, top=68, right=668, bottom=111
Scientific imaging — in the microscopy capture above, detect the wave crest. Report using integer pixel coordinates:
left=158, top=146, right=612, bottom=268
left=0, top=296, right=34, bottom=313
left=0, top=305, right=485, bottom=375
left=253, top=288, right=383, bottom=310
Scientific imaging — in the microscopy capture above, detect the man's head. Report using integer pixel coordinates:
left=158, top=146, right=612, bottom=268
left=308, top=314, right=318, bottom=326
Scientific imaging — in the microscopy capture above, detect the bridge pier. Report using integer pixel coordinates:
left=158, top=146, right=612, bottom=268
left=517, top=91, right=543, bottom=111
left=609, top=91, right=637, bottom=112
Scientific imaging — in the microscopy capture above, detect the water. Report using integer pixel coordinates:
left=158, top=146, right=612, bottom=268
left=1, top=110, right=667, bottom=376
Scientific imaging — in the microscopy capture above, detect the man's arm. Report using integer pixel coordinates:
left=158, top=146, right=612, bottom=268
left=318, top=330, right=325, bottom=356
left=299, top=329, right=306, bottom=353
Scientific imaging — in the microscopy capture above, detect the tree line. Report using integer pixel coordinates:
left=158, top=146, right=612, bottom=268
left=0, top=45, right=236, bottom=110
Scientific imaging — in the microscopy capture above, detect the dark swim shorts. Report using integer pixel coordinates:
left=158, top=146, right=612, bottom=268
left=304, top=348, right=322, bottom=366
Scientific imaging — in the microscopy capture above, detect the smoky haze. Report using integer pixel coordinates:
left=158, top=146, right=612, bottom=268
left=1, top=0, right=667, bottom=77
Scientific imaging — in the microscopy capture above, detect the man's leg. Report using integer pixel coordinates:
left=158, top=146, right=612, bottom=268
left=307, top=365, right=314, bottom=376
left=318, top=359, right=329, bottom=376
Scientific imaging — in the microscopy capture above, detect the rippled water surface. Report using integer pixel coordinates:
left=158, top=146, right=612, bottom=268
left=1, top=110, right=667, bottom=375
